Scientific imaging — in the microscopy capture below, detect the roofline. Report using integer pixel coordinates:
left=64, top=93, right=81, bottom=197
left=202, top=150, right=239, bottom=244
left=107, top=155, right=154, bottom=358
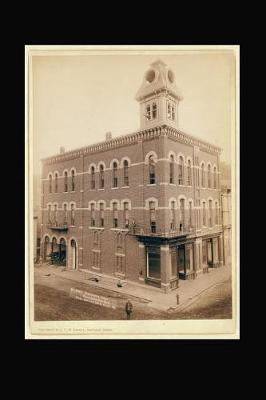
left=41, top=124, right=222, bottom=165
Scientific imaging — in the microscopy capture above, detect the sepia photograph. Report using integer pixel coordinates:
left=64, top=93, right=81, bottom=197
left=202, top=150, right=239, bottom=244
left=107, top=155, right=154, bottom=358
left=26, top=45, right=239, bottom=339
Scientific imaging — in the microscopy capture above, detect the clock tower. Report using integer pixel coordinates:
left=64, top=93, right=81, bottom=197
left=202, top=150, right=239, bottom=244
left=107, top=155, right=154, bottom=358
left=135, top=60, right=183, bottom=130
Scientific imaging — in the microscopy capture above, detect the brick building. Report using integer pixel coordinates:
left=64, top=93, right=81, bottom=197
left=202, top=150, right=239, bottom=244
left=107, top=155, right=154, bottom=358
left=40, top=60, right=225, bottom=293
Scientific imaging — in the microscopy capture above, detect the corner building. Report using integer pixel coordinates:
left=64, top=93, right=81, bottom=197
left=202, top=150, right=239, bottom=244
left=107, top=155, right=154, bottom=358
left=40, top=60, right=224, bottom=293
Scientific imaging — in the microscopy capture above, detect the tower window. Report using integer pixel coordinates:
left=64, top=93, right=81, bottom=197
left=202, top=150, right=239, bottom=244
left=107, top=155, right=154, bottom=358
left=167, top=103, right=171, bottom=119
left=172, top=106, right=175, bottom=120
left=146, top=105, right=151, bottom=120
left=113, top=162, right=118, bottom=188
left=64, top=171, right=68, bottom=192
left=123, top=160, right=129, bottom=186
left=152, top=102, right=157, bottom=119
left=149, top=155, right=156, bottom=184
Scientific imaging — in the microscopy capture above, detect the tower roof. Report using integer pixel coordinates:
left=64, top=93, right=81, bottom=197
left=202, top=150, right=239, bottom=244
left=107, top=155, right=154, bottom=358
left=135, top=59, right=183, bottom=102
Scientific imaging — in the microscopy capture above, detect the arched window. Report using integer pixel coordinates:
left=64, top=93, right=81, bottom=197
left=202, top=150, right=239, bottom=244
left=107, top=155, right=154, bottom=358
left=208, top=165, right=211, bottom=188
left=49, top=174, right=52, bottom=193
left=213, top=166, right=217, bottom=189
left=209, top=200, right=213, bottom=227
left=203, top=202, right=206, bottom=226
left=70, top=204, right=75, bottom=226
left=123, top=202, right=129, bottom=228
left=149, top=155, right=156, bottom=184
left=188, top=201, right=193, bottom=228
left=91, top=166, right=95, bottom=189
left=215, top=202, right=219, bottom=225
left=90, top=203, right=95, bottom=226
left=63, top=204, right=67, bottom=225
left=54, top=204, right=58, bottom=225
left=113, top=202, right=118, bottom=227
left=71, top=170, right=75, bottom=191
left=54, top=173, right=58, bottom=193
left=178, top=156, right=184, bottom=185
left=146, top=105, right=151, bottom=120
left=123, top=160, right=129, bottom=186
left=99, top=202, right=104, bottom=227
left=48, top=205, right=51, bottom=224
left=170, top=201, right=176, bottom=230
left=64, top=171, right=68, bottom=192
left=187, top=160, right=192, bottom=186
left=149, top=201, right=156, bottom=233
left=179, top=199, right=185, bottom=231
left=170, top=155, right=174, bottom=184
left=99, top=164, right=104, bottom=189
left=113, top=162, right=118, bottom=188
left=201, top=163, right=205, bottom=187
left=152, top=102, right=157, bottom=119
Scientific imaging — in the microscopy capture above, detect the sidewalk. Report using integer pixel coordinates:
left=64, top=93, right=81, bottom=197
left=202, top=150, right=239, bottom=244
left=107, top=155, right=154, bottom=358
left=34, top=263, right=231, bottom=312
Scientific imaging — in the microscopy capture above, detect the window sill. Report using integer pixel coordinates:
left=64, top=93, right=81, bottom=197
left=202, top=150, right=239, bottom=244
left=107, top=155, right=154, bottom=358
left=147, top=183, right=156, bottom=186
left=111, top=187, right=119, bottom=189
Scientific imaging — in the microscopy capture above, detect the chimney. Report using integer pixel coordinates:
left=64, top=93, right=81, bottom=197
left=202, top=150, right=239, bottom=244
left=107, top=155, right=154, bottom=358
left=105, top=132, right=112, bottom=141
left=60, top=146, right=65, bottom=154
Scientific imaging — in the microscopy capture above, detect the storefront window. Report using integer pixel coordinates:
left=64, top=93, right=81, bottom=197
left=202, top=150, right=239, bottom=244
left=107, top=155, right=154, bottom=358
left=147, top=247, right=161, bottom=279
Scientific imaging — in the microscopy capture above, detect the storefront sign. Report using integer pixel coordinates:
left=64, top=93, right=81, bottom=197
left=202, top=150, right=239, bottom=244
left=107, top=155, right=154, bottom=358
left=70, top=288, right=116, bottom=309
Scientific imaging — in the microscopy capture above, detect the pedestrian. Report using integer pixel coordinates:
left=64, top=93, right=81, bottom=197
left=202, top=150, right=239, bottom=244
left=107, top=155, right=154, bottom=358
left=125, top=299, right=133, bottom=320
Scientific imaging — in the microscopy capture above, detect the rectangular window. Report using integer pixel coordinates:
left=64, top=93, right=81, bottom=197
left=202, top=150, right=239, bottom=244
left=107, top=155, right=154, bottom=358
left=147, top=247, right=161, bottom=279
left=170, top=201, right=175, bottom=230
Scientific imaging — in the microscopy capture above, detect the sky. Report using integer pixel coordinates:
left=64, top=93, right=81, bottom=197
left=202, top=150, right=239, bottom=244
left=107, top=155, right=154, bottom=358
left=32, top=50, right=235, bottom=175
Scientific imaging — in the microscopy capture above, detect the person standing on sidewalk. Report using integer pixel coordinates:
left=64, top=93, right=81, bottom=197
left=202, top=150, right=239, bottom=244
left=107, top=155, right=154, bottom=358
left=125, top=299, right=133, bottom=320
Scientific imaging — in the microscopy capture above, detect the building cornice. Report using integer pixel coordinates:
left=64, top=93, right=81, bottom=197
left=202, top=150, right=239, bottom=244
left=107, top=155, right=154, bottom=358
left=42, top=124, right=222, bottom=166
